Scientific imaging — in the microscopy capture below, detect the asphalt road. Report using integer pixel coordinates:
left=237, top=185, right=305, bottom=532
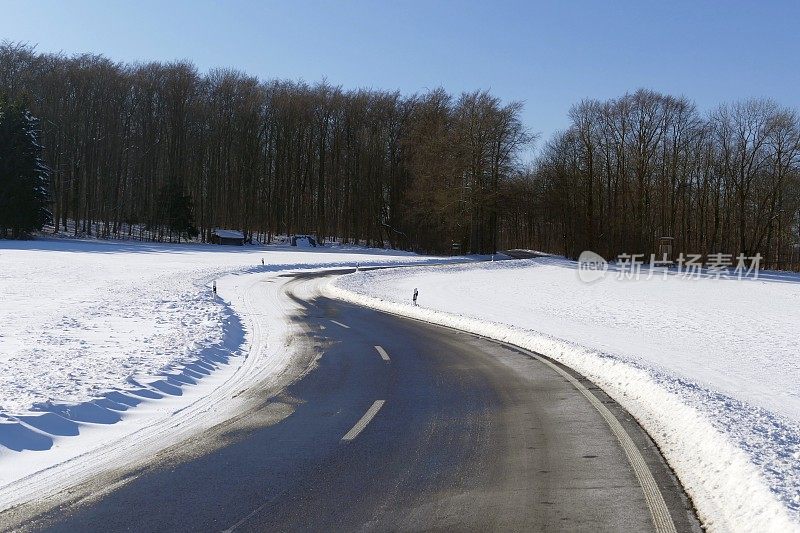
left=12, top=270, right=701, bottom=532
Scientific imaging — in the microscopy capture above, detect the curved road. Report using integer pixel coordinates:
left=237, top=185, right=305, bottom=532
left=7, top=269, right=700, bottom=532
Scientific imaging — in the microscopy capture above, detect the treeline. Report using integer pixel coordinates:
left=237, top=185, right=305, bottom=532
left=526, top=90, right=800, bottom=269
left=3, top=43, right=798, bottom=267
left=0, top=43, right=531, bottom=253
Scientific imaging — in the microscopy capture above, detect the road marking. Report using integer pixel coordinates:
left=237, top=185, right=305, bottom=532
left=374, top=345, right=390, bottom=362
left=224, top=399, right=387, bottom=531
left=341, top=400, right=385, bottom=441
left=330, top=320, right=350, bottom=329
left=371, top=305, right=678, bottom=533
left=528, top=353, right=677, bottom=533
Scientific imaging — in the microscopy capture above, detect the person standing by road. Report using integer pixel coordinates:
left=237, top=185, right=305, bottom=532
left=413, top=288, right=418, bottom=306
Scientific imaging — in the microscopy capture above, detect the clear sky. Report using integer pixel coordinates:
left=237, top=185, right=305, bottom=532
left=2, top=0, right=798, bottom=153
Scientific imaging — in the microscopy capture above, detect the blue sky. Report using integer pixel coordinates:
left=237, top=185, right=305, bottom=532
left=2, top=0, right=798, bottom=152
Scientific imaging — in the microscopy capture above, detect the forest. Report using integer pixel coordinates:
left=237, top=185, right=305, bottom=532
left=532, top=91, right=800, bottom=269
left=0, top=43, right=530, bottom=254
left=1, top=42, right=799, bottom=266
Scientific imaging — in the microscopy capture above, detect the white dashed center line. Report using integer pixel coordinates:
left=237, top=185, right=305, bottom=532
left=330, top=320, right=350, bottom=329
left=341, top=400, right=385, bottom=441
left=374, top=345, right=390, bottom=362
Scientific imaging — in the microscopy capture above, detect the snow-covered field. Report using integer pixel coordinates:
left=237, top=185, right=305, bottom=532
left=4, top=238, right=798, bottom=530
left=330, top=258, right=800, bottom=532
left=0, top=237, right=456, bottom=508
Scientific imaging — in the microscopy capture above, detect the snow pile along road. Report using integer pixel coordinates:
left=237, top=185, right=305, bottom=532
left=0, top=238, right=456, bottom=508
left=329, top=258, right=800, bottom=532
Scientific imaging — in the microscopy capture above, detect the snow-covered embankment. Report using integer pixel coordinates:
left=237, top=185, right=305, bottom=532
left=0, top=238, right=454, bottom=510
left=328, top=258, right=800, bottom=532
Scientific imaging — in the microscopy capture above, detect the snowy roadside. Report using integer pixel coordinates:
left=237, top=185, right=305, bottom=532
left=327, top=259, right=800, bottom=532
left=0, top=238, right=460, bottom=510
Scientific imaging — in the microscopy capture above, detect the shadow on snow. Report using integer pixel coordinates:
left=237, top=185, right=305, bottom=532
left=0, top=296, right=245, bottom=453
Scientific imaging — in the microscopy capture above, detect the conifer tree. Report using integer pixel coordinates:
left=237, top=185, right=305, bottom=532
left=0, top=98, right=51, bottom=239
left=159, top=182, right=198, bottom=243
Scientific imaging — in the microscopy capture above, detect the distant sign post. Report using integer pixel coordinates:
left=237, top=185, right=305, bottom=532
left=451, top=242, right=461, bottom=256
left=658, top=236, right=674, bottom=262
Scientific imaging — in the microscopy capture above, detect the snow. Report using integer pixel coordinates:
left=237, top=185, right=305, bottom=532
left=293, top=235, right=315, bottom=248
left=4, top=239, right=796, bottom=530
left=0, top=237, right=458, bottom=509
left=212, top=229, right=244, bottom=239
left=329, top=257, right=800, bottom=532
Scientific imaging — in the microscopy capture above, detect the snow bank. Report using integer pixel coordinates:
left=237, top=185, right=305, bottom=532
left=328, top=258, right=800, bottom=532
left=0, top=237, right=459, bottom=506
left=0, top=238, right=446, bottom=415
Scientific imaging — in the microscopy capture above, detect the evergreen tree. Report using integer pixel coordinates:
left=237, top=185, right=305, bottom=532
left=159, top=182, right=198, bottom=243
left=0, top=98, right=51, bottom=239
